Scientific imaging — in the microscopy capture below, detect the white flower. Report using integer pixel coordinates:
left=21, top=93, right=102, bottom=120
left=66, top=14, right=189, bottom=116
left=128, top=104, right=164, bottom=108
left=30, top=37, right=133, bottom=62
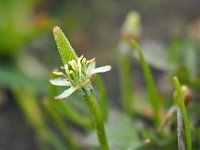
left=50, top=55, right=111, bottom=99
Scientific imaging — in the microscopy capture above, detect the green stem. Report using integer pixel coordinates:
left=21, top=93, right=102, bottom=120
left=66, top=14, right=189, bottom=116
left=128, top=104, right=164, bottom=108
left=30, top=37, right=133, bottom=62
left=83, top=91, right=109, bottom=150
left=173, top=76, right=192, bottom=150
left=130, top=40, right=161, bottom=127
left=119, top=52, right=134, bottom=114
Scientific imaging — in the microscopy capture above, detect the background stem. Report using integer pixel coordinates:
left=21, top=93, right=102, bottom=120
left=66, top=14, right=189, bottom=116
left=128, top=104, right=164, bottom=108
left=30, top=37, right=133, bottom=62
left=130, top=40, right=161, bottom=127
left=173, top=77, right=192, bottom=150
left=119, top=52, right=134, bottom=114
left=177, top=107, right=185, bottom=150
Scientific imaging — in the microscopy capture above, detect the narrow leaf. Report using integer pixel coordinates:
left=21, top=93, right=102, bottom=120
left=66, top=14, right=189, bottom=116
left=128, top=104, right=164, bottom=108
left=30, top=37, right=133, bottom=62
left=173, top=76, right=192, bottom=150
left=130, top=40, right=161, bottom=127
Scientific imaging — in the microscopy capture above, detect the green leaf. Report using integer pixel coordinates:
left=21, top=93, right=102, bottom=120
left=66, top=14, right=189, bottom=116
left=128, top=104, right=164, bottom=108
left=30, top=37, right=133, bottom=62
left=87, top=111, right=141, bottom=150
left=43, top=99, right=77, bottom=150
left=130, top=40, right=161, bottom=127
left=13, top=88, right=67, bottom=150
left=0, top=66, right=47, bottom=92
left=119, top=52, right=134, bottom=114
left=53, top=26, right=78, bottom=64
left=173, top=77, right=192, bottom=150
left=134, top=41, right=168, bottom=71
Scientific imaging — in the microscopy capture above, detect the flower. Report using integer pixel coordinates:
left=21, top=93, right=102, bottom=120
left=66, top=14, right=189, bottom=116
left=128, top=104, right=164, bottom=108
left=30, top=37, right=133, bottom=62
left=50, top=26, right=111, bottom=99
left=50, top=55, right=111, bottom=99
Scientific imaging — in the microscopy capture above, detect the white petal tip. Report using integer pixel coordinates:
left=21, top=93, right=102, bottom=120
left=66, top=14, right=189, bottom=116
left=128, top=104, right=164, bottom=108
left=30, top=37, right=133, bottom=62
left=91, top=65, right=112, bottom=74
left=54, top=86, right=77, bottom=100
left=55, top=96, right=63, bottom=100
left=106, top=65, right=112, bottom=71
left=55, top=97, right=61, bottom=100
left=50, top=78, right=71, bottom=86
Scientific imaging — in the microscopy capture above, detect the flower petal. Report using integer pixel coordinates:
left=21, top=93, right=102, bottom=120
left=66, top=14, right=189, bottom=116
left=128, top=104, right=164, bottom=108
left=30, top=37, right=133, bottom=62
left=55, top=86, right=77, bottom=99
left=50, top=78, right=71, bottom=86
left=91, top=65, right=111, bottom=74
left=87, top=61, right=96, bottom=73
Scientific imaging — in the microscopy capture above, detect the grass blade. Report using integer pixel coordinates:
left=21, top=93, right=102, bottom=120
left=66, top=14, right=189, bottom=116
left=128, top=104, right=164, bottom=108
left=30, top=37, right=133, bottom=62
left=13, top=87, right=66, bottom=150
left=119, top=51, right=134, bottom=114
left=173, top=76, right=192, bottom=150
left=43, top=99, right=77, bottom=150
left=118, top=11, right=141, bottom=115
left=130, top=40, right=161, bottom=127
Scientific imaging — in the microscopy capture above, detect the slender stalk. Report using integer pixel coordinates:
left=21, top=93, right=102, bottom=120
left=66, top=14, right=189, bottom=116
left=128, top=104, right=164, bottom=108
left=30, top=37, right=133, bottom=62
left=130, top=40, right=161, bottom=127
left=83, top=90, right=109, bottom=150
left=173, top=76, right=192, bottom=150
left=119, top=51, right=134, bottom=114
left=158, top=105, right=176, bottom=132
left=177, top=107, right=185, bottom=150
left=118, top=11, right=141, bottom=115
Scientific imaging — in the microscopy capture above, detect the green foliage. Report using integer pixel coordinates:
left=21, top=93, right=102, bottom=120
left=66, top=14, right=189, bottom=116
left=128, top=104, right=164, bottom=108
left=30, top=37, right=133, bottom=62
left=130, top=40, right=161, bottom=127
left=87, top=111, right=141, bottom=150
left=118, top=11, right=142, bottom=115
left=13, top=88, right=66, bottom=150
left=119, top=52, right=134, bottom=114
left=2, top=6, right=200, bottom=150
left=43, top=99, right=77, bottom=150
left=0, top=0, right=50, bottom=54
left=0, top=66, right=47, bottom=92
left=173, top=77, right=192, bottom=150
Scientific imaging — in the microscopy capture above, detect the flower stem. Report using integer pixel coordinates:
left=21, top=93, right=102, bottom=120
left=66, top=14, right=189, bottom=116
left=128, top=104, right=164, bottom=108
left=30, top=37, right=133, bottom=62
left=83, top=91, right=109, bottom=150
left=130, top=40, right=161, bottom=128
left=177, top=107, right=185, bottom=150
left=119, top=52, right=134, bottom=114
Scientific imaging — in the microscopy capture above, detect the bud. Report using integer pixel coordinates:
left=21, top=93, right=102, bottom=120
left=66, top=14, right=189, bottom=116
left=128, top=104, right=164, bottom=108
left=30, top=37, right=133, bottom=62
left=173, top=85, right=192, bottom=105
left=121, top=11, right=142, bottom=42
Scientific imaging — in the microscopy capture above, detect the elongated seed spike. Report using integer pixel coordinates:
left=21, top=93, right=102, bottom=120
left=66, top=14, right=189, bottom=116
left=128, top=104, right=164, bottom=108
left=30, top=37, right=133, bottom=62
left=53, top=26, right=78, bottom=64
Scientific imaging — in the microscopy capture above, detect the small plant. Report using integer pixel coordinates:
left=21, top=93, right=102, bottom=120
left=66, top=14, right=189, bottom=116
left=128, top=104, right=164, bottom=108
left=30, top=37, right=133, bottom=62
left=47, top=24, right=194, bottom=149
left=2, top=10, right=198, bottom=149
left=50, top=26, right=111, bottom=150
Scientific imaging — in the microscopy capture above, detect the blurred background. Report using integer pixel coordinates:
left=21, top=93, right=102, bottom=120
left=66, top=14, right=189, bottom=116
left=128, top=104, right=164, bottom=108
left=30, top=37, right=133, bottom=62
left=1, top=0, right=200, bottom=149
